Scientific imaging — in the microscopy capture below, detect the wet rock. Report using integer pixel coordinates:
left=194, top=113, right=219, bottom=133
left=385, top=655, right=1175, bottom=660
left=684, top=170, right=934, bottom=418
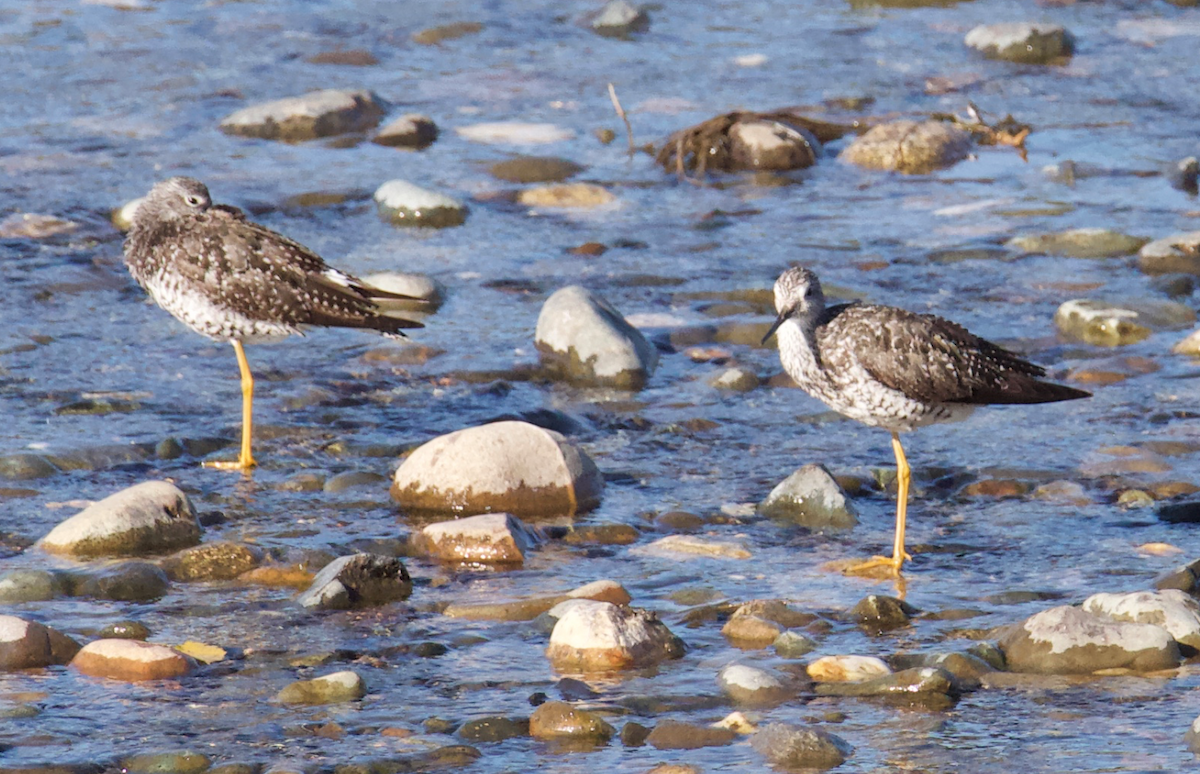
left=39, top=480, right=200, bottom=559
left=413, top=512, right=541, bottom=564
left=999, top=605, right=1182, bottom=673
left=0, top=568, right=67, bottom=602
left=412, top=21, right=483, bottom=45
left=443, top=578, right=630, bottom=620
left=322, top=470, right=388, bottom=493
left=751, top=723, right=852, bottom=771
left=296, top=553, right=411, bottom=610
left=1053, top=298, right=1194, bottom=347
left=709, top=366, right=760, bottom=392
left=456, top=122, right=574, bottom=145
left=71, top=639, right=194, bottom=681
left=646, top=720, right=736, bottom=750
left=76, top=562, right=169, bottom=602
left=727, top=120, right=820, bottom=171
left=621, top=721, right=652, bottom=747
left=717, top=663, right=797, bottom=707
left=1006, top=228, right=1149, bottom=259
left=373, top=180, right=467, bottom=228
left=122, top=751, right=212, bottom=774
left=1169, top=156, right=1199, bottom=194
left=815, top=666, right=955, bottom=707
left=360, top=271, right=446, bottom=312
left=528, top=701, right=615, bottom=742
left=851, top=594, right=915, bottom=631
left=774, top=630, right=818, bottom=658
left=1082, top=590, right=1200, bottom=648
left=458, top=716, right=529, bottom=742
left=0, top=213, right=79, bottom=239
left=160, top=541, right=264, bottom=582
left=490, top=156, right=584, bottom=183
left=536, top=286, right=657, bottom=389
left=1187, top=714, right=1200, bottom=753
left=276, top=670, right=366, bottom=705
left=219, top=89, right=386, bottom=141
left=590, top=0, right=650, bottom=37
left=965, top=22, right=1075, bottom=64
left=637, top=534, right=751, bottom=559
left=758, top=463, right=857, bottom=529
left=0, top=615, right=81, bottom=670
left=0, top=453, right=60, bottom=480
left=1158, top=499, right=1200, bottom=524
left=722, top=614, right=784, bottom=647
left=517, top=183, right=616, bottom=209
left=807, top=655, right=891, bottom=682
left=1032, top=480, right=1090, bottom=505
left=1138, top=232, right=1200, bottom=276
left=372, top=113, right=438, bottom=149
left=99, top=620, right=152, bottom=640
left=840, top=120, right=972, bottom=174
left=546, top=600, right=684, bottom=671
left=391, top=420, right=603, bottom=516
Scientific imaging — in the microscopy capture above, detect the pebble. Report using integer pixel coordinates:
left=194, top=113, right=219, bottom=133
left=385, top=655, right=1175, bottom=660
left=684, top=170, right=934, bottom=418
left=850, top=594, right=915, bottom=631
left=964, top=22, right=1075, bottom=64
left=219, top=89, right=387, bottom=141
left=757, top=463, right=857, bottom=529
left=0, top=568, right=67, bottom=602
left=1169, top=156, right=1199, bottom=194
left=1006, top=228, right=1149, bottom=259
left=38, top=480, right=201, bottom=559
left=99, top=620, right=152, bottom=640
left=840, top=120, right=972, bottom=174
left=412, top=21, right=482, bottom=45
left=999, top=604, right=1181, bottom=673
left=535, top=286, right=658, bottom=389
left=413, top=512, right=541, bottom=564
left=727, top=120, right=821, bottom=171
left=159, top=541, right=264, bottom=582
left=546, top=600, right=684, bottom=671
left=814, top=666, right=955, bottom=708
left=1082, top=589, right=1200, bottom=648
left=807, top=655, right=891, bottom=682
left=0, top=615, right=81, bottom=670
left=751, top=723, right=853, bottom=771
left=323, top=470, right=388, bottom=493
left=722, top=614, right=784, bottom=647
left=645, top=720, right=736, bottom=750
left=373, top=180, right=467, bottom=228
left=455, top=122, right=574, bottom=145
left=1186, top=715, right=1200, bottom=754
left=360, top=271, right=446, bottom=311
left=276, top=670, right=366, bottom=705
left=1137, top=231, right=1200, bottom=275
left=717, top=663, right=797, bottom=706
left=517, top=183, right=616, bottom=209
left=71, top=638, right=194, bottom=681
left=391, top=420, right=603, bottom=516
left=371, top=113, right=438, bottom=149
left=528, top=701, right=615, bottom=741
left=296, top=553, right=412, bottom=610
left=590, top=0, right=650, bottom=37
left=0, top=453, right=60, bottom=480
left=76, top=561, right=170, bottom=602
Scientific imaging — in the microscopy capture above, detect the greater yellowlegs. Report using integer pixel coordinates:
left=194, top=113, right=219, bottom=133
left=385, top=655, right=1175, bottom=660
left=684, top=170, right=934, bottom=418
left=763, top=266, right=1089, bottom=576
left=124, top=177, right=423, bottom=471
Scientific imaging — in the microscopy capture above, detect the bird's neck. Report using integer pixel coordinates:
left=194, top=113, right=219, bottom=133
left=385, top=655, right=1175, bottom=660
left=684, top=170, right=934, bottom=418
left=777, top=317, right=825, bottom=381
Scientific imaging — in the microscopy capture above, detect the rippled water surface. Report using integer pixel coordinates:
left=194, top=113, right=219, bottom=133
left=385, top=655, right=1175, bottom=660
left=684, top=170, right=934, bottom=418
left=3, top=0, right=1200, bottom=771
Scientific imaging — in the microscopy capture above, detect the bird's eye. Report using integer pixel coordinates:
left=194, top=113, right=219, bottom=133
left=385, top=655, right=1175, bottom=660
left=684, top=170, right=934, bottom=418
left=185, top=195, right=203, bottom=207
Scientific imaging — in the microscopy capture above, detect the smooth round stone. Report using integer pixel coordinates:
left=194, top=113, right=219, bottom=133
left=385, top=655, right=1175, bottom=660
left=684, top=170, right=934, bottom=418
left=637, top=534, right=751, bottom=559
left=0, top=453, right=60, bottom=480
left=0, top=615, right=81, bottom=670
left=360, top=271, right=446, bottom=310
left=296, top=553, right=411, bottom=610
left=71, top=639, right=194, bottom=681
left=39, top=480, right=201, bottom=559
left=392, top=420, right=603, bottom=517
left=807, top=655, right=892, bottom=682
left=1082, top=590, right=1200, bottom=648
left=546, top=600, right=684, bottom=671
left=727, top=120, right=820, bottom=171
left=77, top=562, right=169, bottom=602
left=457, top=716, right=530, bottom=742
left=455, top=122, right=574, bottom=145
left=528, top=701, right=615, bottom=741
left=751, top=723, right=853, bottom=771
left=160, top=542, right=264, bottom=582
left=1169, top=156, right=1199, bottom=194
left=99, top=620, right=151, bottom=640
left=323, top=470, right=388, bottom=493
left=999, top=605, right=1182, bottom=673
left=372, top=113, right=438, bottom=149
left=536, top=285, right=657, bottom=389
left=590, top=0, right=650, bottom=37
left=758, top=463, right=857, bottom=529
left=1187, top=715, right=1200, bottom=753
left=814, top=667, right=955, bottom=708
left=0, top=568, right=67, bottom=602
left=965, top=22, right=1074, bottom=64
left=490, top=156, right=584, bottom=183
left=1138, top=232, right=1200, bottom=275
left=219, top=89, right=387, bottom=141
left=517, top=183, right=616, bottom=209
left=374, top=180, right=466, bottom=228
left=122, top=751, right=212, bottom=774
left=722, top=614, right=784, bottom=647
left=413, top=512, right=541, bottom=564
left=1006, top=228, right=1149, bottom=259
left=709, top=366, right=760, bottom=392
left=774, top=630, right=817, bottom=658
left=840, top=120, right=972, bottom=174
left=645, top=720, right=736, bottom=750
left=717, top=664, right=796, bottom=706
left=412, top=20, right=482, bottom=45
left=276, top=670, right=366, bottom=705
left=851, top=594, right=915, bottom=631
left=112, top=197, right=145, bottom=231
left=1055, top=298, right=1194, bottom=346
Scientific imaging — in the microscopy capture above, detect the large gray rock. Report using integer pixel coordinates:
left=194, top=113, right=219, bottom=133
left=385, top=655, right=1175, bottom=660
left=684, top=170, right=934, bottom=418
left=535, top=286, right=658, bottom=389
left=840, top=120, right=972, bottom=174
left=296, top=553, right=412, bottom=610
left=0, top=569, right=67, bottom=603
left=0, top=615, right=81, bottom=670
left=39, top=481, right=201, bottom=558
left=1082, top=589, right=1200, bottom=649
left=373, top=180, right=467, bottom=228
left=727, top=120, right=821, bottom=171
left=999, top=605, right=1182, bottom=673
left=219, top=89, right=386, bottom=141
left=1138, top=231, right=1200, bottom=276
left=751, top=723, right=852, bottom=771
left=391, top=420, right=603, bottom=516
left=965, top=22, right=1075, bottom=64
left=758, top=463, right=857, bottom=529
left=546, top=599, right=684, bottom=671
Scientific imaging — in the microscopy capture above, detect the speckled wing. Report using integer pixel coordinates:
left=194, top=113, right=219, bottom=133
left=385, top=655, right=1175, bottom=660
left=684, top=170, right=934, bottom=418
left=819, top=304, right=1059, bottom=406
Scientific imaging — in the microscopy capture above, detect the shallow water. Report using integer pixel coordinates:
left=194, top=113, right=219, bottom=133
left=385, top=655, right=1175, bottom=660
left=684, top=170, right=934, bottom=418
left=3, top=0, right=1200, bottom=770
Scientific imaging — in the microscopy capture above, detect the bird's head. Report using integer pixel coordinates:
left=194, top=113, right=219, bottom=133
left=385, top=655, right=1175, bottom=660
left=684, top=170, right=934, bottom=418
left=762, top=265, right=824, bottom=344
left=137, top=177, right=213, bottom=224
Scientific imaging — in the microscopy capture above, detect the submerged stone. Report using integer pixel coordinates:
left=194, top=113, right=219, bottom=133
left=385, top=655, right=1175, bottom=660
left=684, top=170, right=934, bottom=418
left=296, top=553, right=411, bottom=610
left=276, top=670, right=366, bottom=705
left=374, top=180, right=466, bottom=228
left=841, top=120, right=972, bottom=174
left=999, top=605, right=1181, bottom=673
left=220, top=89, right=386, bottom=141
left=751, top=723, right=852, bottom=771
left=1006, top=228, right=1149, bottom=259
left=758, top=463, right=857, bottom=529
left=529, top=701, right=615, bottom=741
left=965, top=22, right=1075, bottom=64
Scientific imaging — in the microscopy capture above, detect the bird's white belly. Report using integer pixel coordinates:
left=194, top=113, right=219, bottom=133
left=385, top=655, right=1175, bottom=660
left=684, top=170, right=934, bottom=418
left=143, top=276, right=297, bottom=343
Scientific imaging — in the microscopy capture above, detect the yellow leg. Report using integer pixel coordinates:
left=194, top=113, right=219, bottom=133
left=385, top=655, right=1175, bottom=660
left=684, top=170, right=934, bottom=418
left=204, top=340, right=257, bottom=472
left=845, top=432, right=913, bottom=578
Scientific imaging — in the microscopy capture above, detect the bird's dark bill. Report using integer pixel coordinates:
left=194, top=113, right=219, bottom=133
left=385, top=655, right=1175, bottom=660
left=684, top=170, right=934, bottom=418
left=762, top=313, right=786, bottom=345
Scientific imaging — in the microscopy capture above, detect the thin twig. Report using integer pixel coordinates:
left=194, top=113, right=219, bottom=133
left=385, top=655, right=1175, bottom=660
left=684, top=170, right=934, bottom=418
left=608, top=82, right=635, bottom=158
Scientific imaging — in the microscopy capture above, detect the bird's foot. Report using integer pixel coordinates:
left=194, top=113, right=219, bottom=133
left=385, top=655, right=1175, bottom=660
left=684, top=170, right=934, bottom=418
left=843, top=553, right=910, bottom=579
left=203, top=457, right=256, bottom=472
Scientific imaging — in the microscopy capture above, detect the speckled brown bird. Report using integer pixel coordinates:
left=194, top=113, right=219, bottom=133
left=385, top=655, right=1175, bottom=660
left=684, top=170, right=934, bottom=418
left=124, top=176, right=423, bottom=471
left=763, top=266, right=1089, bottom=577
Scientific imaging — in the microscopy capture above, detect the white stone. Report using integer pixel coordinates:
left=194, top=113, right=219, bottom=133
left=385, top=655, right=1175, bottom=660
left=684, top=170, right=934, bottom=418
left=719, top=663, right=784, bottom=691
left=373, top=180, right=463, bottom=213
left=221, top=89, right=383, bottom=128
left=419, top=512, right=540, bottom=563
left=1025, top=605, right=1175, bottom=654
left=535, top=285, right=657, bottom=388
left=806, top=655, right=891, bottom=682
left=634, top=534, right=751, bottom=560
left=1083, top=590, right=1200, bottom=648
left=39, top=481, right=200, bottom=558
left=0, top=615, right=30, bottom=643
left=455, top=122, right=574, bottom=145
left=965, top=22, right=1066, bottom=51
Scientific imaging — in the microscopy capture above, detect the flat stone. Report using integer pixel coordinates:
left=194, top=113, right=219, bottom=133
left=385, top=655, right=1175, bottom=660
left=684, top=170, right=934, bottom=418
left=1138, top=232, right=1200, bottom=276
left=71, top=638, right=194, bottom=681
left=758, top=463, right=857, bottom=529
left=999, top=605, right=1182, bottom=673
left=413, top=512, right=541, bottom=564
left=528, top=701, right=615, bottom=741
left=1006, top=228, right=1149, bottom=259
left=774, top=630, right=818, bottom=658
left=442, top=579, right=631, bottom=620
left=646, top=720, right=736, bottom=750
left=490, top=156, right=584, bottom=183
left=517, top=183, right=616, bottom=209
left=159, top=541, right=264, bottom=582
left=0, top=213, right=79, bottom=239
left=39, top=481, right=201, bottom=558
left=457, top=716, right=529, bottom=742
left=456, top=122, right=574, bottom=145
left=1082, top=589, right=1200, bottom=649
left=391, top=420, right=603, bottom=517
left=0, top=453, right=60, bottom=480
left=965, top=22, right=1075, bottom=64
left=591, top=0, right=650, bottom=37
left=636, top=534, right=751, bottom=559
left=807, top=655, right=892, bottom=682
left=296, top=553, right=411, bottom=610
left=373, top=180, right=466, bottom=228
left=372, top=113, right=438, bottom=149
left=1054, top=298, right=1195, bottom=346
left=709, top=366, right=760, bottom=392
left=536, top=286, right=657, bottom=389
left=122, top=751, right=212, bottom=774
left=220, top=89, right=386, bottom=141
left=0, top=569, right=67, bottom=602
left=276, top=670, right=366, bottom=705
left=0, top=615, right=81, bottom=670
left=412, top=21, right=483, bottom=45
left=840, top=120, right=972, bottom=174
left=546, top=600, right=684, bottom=671
left=76, top=561, right=170, bottom=602
left=751, top=723, right=853, bottom=771
left=815, top=666, right=955, bottom=708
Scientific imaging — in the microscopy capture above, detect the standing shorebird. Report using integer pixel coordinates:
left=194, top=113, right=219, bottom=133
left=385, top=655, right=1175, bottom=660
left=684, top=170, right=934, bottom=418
left=124, top=176, right=424, bottom=471
left=762, top=266, right=1089, bottom=577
